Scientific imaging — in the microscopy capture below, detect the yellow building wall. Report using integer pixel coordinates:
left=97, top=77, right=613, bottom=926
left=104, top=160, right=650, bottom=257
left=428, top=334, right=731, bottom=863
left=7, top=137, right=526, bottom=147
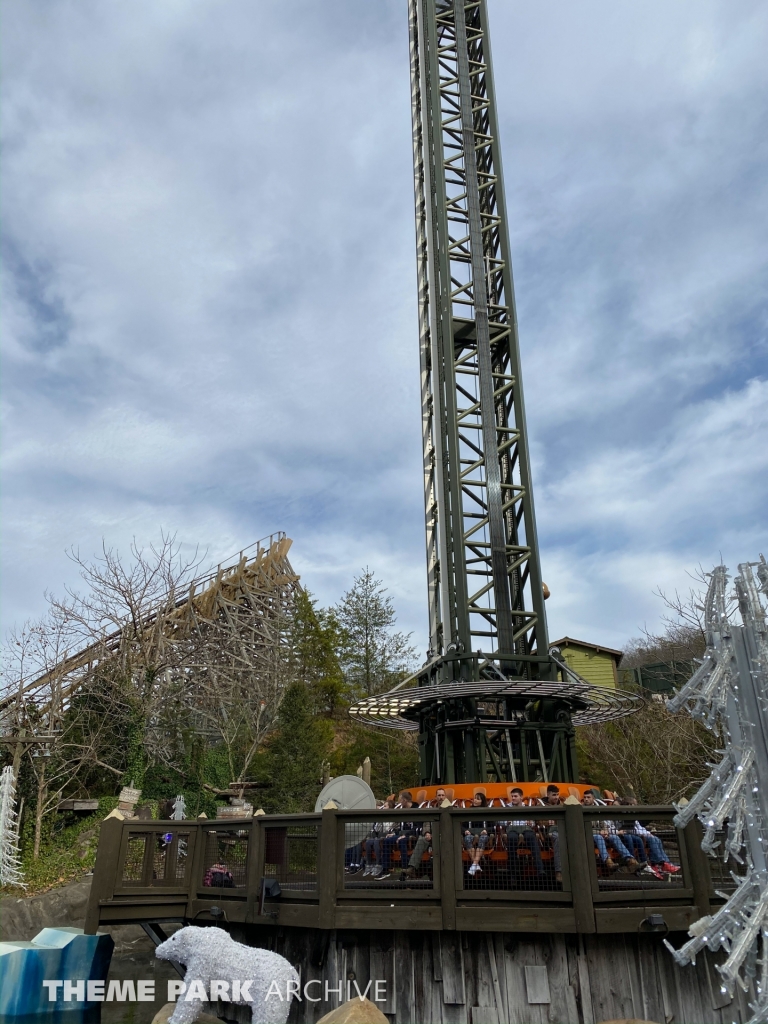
left=561, top=646, right=617, bottom=688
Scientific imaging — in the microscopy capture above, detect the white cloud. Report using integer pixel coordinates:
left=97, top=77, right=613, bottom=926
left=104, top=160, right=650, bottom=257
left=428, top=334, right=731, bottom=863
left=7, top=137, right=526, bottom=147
left=542, top=377, right=768, bottom=536
left=1, top=0, right=766, bottom=659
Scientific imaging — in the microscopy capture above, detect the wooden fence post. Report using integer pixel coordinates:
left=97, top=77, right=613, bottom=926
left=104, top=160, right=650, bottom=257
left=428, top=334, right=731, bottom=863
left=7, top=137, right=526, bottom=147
left=564, top=804, right=595, bottom=934
left=683, top=819, right=712, bottom=920
left=185, top=820, right=206, bottom=920
left=318, top=808, right=338, bottom=929
left=439, top=809, right=457, bottom=931
left=84, top=816, right=124, bottom=933
left=245, top=818, right=263, bottom=923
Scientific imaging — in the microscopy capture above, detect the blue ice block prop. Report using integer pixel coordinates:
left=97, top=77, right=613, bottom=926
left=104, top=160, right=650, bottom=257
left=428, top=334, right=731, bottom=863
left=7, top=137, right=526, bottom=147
left=0, top=926, right=113, bottom=1022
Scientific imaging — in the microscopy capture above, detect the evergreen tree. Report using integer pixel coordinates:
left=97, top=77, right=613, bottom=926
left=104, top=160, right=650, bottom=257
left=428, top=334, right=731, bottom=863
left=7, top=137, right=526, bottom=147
left=335, top=569, right=416, bottom=699
left=262, top=682, right=333, bottom=813
left=291, top=591, right=347, bottom=715
left=330, top=724, right=419, bottom=799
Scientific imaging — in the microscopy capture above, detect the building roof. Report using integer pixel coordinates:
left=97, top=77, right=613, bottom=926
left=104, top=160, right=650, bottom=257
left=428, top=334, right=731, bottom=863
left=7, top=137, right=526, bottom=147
left=549, top=636, right=624, bottom=659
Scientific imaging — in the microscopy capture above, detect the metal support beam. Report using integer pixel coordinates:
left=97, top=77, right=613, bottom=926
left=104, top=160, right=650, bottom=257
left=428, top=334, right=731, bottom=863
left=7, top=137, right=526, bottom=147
left=409, top=0, right=550, bottom=677
left=348, top=1, right=643, bottom=784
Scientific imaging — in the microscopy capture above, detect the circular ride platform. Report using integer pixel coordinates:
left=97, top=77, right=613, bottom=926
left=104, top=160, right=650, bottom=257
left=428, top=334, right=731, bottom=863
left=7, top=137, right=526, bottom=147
left=349, top=677, right=642, bottom=731
left=349, top=669, right=644, bottom=786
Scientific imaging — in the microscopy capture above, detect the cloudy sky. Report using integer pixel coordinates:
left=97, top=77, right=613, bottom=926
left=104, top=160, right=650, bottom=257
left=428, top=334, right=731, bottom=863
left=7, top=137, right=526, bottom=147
left=2, top=0, right=767, bottom=659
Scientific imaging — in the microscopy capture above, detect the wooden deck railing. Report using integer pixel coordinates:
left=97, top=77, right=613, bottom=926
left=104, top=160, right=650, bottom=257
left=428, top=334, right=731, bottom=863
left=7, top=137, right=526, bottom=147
left=85, top=806, right=719, bottom=935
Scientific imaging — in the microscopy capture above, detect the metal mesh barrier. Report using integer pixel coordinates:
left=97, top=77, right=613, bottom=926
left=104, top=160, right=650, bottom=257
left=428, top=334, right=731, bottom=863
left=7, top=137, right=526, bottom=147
left=121, top=829, right=192, bottom=886
left=174, top=832, right=191, bottom=880
left=460, top=810, right=565, bottom=892
left=152, top=835, right=168, bottom=880
left=586, top=813, right=685, bottom=892
left=342, top=817, right=435, bottom=890
left=264, top=824, right=318, bottom=891
left=122, top=833, right=148, bottom=884
left=201, top=829, right=249, bottom=888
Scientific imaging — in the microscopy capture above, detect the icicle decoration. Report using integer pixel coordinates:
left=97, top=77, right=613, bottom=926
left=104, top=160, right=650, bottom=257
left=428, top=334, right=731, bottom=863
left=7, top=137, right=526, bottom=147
left=664, top=556, right=768, bottom=1024
left=0, top=765, right=25, bottom=888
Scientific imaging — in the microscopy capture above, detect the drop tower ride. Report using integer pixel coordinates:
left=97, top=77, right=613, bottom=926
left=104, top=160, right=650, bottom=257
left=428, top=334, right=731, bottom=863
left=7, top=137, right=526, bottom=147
left=350, top=0, right=637, bottom=786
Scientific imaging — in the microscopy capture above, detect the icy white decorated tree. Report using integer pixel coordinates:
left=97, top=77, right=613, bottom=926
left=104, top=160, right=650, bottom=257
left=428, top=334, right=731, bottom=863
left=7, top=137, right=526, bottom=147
left=0, top=765, right=25, bottom=888
left=665, top=557, right=768, bottom=1023
left=171, top=794, right=186, bottom=820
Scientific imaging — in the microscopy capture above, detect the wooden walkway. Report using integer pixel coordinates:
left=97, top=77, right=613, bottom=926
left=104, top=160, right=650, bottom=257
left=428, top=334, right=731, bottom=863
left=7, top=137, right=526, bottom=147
left=86, top=806, right=725, bottom=938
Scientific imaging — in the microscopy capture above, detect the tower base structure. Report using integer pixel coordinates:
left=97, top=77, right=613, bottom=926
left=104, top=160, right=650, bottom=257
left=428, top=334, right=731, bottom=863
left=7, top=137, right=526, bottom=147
left=349, top=656, right=643, bottom=787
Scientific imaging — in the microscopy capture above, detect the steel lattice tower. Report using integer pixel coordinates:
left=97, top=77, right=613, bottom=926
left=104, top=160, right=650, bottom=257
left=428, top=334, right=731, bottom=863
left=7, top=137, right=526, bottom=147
left=411, top=0, right=547, bottom=678
left=349, top=0, right=640, bottom=785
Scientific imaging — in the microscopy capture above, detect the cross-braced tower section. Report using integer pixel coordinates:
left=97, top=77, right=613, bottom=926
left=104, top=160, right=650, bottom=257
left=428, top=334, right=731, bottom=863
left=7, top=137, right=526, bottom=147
left=349, top=0, right=641, bottom=786
left=411, top=0, right=547, bottom=678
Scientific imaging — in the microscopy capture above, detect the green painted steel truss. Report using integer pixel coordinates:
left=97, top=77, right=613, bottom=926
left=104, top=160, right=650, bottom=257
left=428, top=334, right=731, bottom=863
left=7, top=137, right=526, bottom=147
left=410, top=0, right=548, bottom=679
left=349, top=0, right=642, bottom=785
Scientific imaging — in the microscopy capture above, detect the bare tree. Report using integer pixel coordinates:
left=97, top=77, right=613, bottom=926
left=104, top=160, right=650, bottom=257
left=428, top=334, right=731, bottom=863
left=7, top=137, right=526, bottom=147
left=579, top=580, right=718, bottom=803
left=577, top=699, right=717, bottom=804
left=1, top=531, right=304, bottom=849
left=2, top=533, right=303, bottom=813
left=0, top=615, right=120, bottom=858
left=44, top=533, right=205, bottom=785
left=621, top=573, right=713, bottom=669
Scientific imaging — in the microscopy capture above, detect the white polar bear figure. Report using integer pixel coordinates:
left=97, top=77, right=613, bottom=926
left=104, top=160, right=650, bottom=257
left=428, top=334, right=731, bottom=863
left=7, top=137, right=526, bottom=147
left=155, top=925, right=299, bottom=1024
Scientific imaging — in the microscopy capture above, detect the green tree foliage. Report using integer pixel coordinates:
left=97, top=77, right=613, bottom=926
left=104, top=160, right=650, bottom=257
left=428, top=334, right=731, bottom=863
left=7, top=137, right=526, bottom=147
left=335, top=568, right=417, bottom=699
left=291, top=590, right=346, bottom=715
left=330, top=722, right=419, bottom=800
left=286, top=581, right=420, bottom=801
left=261, top=682, right=334, bottom=813
left=140, top=740, right=227, bottom=819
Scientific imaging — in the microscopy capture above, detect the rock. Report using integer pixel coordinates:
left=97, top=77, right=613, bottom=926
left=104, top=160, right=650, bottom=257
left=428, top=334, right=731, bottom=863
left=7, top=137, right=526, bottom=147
left=317, top=997, right=389, bottom=1024
left=0, top=877, right=93, bottom=941
left=152, top=1002, right=220, bottom=1023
